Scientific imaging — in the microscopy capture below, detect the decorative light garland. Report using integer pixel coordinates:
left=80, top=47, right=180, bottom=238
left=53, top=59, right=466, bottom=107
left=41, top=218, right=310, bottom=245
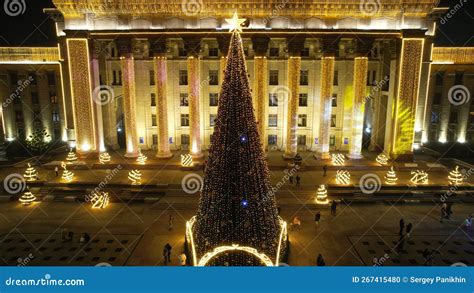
left=90, top=191, right=110, bottom=209
left=181, top=153, right=194, bottom=167
left=99, top=152, right=111, bottom=164
left=376, top=153, right=389, bottom=166
left=448, top=166, right=463, bottom=186
left=410, top=170, right=428, bottom=185
left=136, top=149, right=147, bottom=165
left=336, top=169, right=351, bottom=185
left=331, top=153, right=345, bottom=166
left=128, top=169, right=142, bottom=185
left=61, top=162, right=74, bottom=182
left=23, top=163, right=38, bottom=182
left=197, top=244, right=274, bottom=267
left=385, top=166, right=398, bottom=185
left=315, top=184, right=329, bottom=205
left=19, top=191, right=36, bottom=205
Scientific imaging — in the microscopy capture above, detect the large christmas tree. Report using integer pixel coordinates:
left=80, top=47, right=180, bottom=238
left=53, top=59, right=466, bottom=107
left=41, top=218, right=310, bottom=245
left=190, top=13, right=285, bottom=266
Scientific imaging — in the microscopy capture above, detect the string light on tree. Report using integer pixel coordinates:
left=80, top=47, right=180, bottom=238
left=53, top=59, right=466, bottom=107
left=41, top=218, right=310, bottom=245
left=448, top=166, right=463, bottom=186
left=90, top=191, right=110, bottom=209
left=99, top=152, right=111, bottom=164
left=410, top=170, right=428, bottom=185
left=376, top=153, right=389, bottom=166
left=61, top=162, right=74, bottom=182
left=336, top=169, right=351, bottom=185
left=136, top=149, right=147, bottom=165
left=128, top=170, right=142, bottom=185
left=181, top=154, right=194, bottom=167
left=19, top=190, right=36, bottom=205
left=66, top=149, right=78, bottom=164
left=23, top=163, right=38, bottom=182
left=331, top=153, right=345, bottom=166
left=385, top=166, right=398, bottom=185
left=315, top=184, right=329, bottom=205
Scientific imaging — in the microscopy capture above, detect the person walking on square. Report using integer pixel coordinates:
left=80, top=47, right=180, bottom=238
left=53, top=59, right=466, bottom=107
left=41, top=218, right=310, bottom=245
left=314, top=211, right=321, bottom=228
left=440, top=204, right=447, bottom=223
left=292, top=216, right=301, bottom=231
left=168, top=214, right=174, bottom=231
left=446, top=203, right=453, bottom=220
left=406, top=223, right=413, bottom=237
left=178, top=253, right=187, bottom=266
left=330, top=201, right=337, bottom=216
left=396, top=234, right=405, bottom=253
left=166, top=243, right=172, bottom=263
left=295, top=174, right=301, bottom=187
left=55, top=166, right=59, bottom=177
left=163, top=245, right=169, bottom=265
left=316, top=254, right=326, bottom=266
left=399, top=218, right=405, bottom=235
left=464, top=214, right=472, bottom=230
left=289, top=175, right=293, bottom=185
left=323, top=165, right=328, bottom=177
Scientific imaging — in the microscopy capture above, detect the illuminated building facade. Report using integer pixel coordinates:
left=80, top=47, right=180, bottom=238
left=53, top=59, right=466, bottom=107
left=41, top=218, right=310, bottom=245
left=0, top=1, right=472, bottom=159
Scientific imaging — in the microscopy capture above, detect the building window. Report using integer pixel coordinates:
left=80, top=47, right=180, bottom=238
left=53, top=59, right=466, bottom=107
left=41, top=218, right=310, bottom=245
left=47, top=72, right=55, bottom=85
left=300, top=70, right=308, bottom=85
left=10, top=73, right=18, bottom=85
left=118, top=71, right=122, bottom=85
left=269, top=47, right=279, bottom=57
left=298, top=114, right=307, bottom=127
left=269, top=94, right=278, bottom=107
left=50, top=94, right=58, bottom=104
left=181, top=114, right=190, bottom=126
left=433, top=93, right=441, bottom=105
left=210, top=114, right=217, bottom=127
left=209, top=48, right=218, bottom=57
left=209, top=93, right=218, bottom=106
left=431, top=112, right=439, bottom=124
left=454, top=72, right=464, bottom=85
left=269, top=70, right=279, bottom=85
left=112, top=70, right=117, bottom=85
left=268, top=135, right=277, bottom=145
left=152, top=114, right=157, bottom=126
left=151, top=93, right=156, bottom=106
left=52, top=111, right=60, bottom=122
left=28, top=73, right=37, bottom=85
left=31, top=92, right=39, bottom=105
left=15, top=110, right=23, bottom=122
left=181, top=134, right=190, bottom=145
left=299, top=93, right=308, bottom=107
left=330, top=114, right=336, bottom=127
left=333, top=70, right=338, bottom=86
left=297, top=135, right=306, bottom=146
left=301, top=48, right=310, bottom=57
left=178, top=47, right=187, bottom=57
left=179, top=70, right=188, bottom=85
left=152, top=134, right=158, bottom=145
left=149, top=70, right=155, bottom=86
left=331, top=94, right=337, bottom=107
left=209, top=70, right=219, bottom=85
left=180, top=93, right=189, bottom=107
left=330, top=135, right=336, bottom=146
left=435, top=72, right=444, bottom=86
left=450, top=112, right=458, bottom=124
left=268, top=114, right=278, bottom=127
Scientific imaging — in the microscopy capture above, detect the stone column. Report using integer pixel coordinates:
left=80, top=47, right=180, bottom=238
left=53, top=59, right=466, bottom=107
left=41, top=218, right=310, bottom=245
left=217, top=36, right=230, bottom=86
left=90, top=41, right=106, bottom=152
left=283, top=37, right=305, bottom=159
left=36, top=72, right=53, bottom=138
left=456, top=74, right=472, bottom=143
left=117, top=38, right=139, bottom=158
left=251, top=36, right=270, bottom=150
left=58, top=37, right=75, bottom=142
left=184, top=37, right=203, bottom=158
left=101, top=41, right=119, bottom=150
left=348, top=57, right=369, bottom=159
left=66, top=38, right=98, bottom=155
left=390, top=38, right=424, bottom=160
left=438, top=72, right=454, bottom=143
left=151, top=38, right=173, bottom=158
left=317, top=57, right=335, bottom=159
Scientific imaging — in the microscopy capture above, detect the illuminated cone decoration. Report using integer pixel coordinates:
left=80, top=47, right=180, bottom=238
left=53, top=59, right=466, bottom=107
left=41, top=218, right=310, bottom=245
left=128, top=170, right=142, bottom=185
left=99, top=152, right=111, bottom=164
left=376, top=153, right=389, bottom=166
left=191, top=23, right=284, bottom=266
left=19, top=190, right=36, bottom=205
left=23, top=163, right=38, bottom=182
left=315, top=184, right=329, bottom=205
left=66, top=149, right=77, bottom=163
left=136, top=150, right=147, bottom=165
left=385, top=166, right=398, bottom=185
left=61, top=162, right=74, bottom=182
left=448, top=166, right=463, bottom=186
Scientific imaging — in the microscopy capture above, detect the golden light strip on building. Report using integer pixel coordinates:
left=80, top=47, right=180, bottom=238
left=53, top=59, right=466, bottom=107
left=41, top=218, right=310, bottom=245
left=0, top=47, right=59, bottom=64
left=432, top=47, right=474, bottom=64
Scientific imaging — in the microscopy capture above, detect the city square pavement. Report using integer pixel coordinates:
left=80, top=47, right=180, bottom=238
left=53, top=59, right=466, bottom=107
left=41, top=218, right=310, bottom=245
left=0, top=149, right=473, bottom=266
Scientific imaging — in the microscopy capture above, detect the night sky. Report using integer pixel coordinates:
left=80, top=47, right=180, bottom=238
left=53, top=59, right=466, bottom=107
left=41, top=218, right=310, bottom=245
left=0, top=0, right=472, bottom=47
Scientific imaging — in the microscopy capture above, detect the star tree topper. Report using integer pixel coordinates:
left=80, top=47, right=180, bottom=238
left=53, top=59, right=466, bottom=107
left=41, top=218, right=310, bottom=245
left=226, top=12, right=246, bottom=32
